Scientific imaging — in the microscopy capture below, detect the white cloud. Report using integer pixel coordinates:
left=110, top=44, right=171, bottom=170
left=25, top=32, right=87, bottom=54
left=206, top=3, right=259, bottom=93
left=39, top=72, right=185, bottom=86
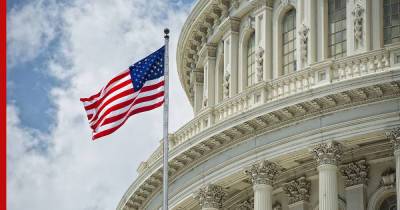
left=7, top=0, right=194, bottom=210
left=7, top=0, right=61, bottom=67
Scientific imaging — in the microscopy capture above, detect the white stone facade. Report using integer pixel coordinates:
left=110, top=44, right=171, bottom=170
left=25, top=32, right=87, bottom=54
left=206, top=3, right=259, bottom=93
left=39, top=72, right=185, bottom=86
left=118, top=0, right=400, bottom=210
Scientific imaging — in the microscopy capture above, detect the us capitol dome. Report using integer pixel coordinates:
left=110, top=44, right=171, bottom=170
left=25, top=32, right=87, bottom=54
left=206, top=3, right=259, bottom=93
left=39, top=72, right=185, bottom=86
left=118, top=0, right=400, bottom=209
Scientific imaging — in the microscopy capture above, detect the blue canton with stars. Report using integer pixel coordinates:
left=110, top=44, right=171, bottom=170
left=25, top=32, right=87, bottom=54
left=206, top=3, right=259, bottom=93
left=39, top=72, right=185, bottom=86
left=129, top=46, right=165, bottom=91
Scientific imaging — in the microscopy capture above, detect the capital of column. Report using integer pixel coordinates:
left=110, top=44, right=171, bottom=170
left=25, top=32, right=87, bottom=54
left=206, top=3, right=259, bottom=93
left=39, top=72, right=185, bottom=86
left=195, top=184, right=226, bottom=209
left=245, top=160, right=281, bottom=186
left=340, top=159, right=369, bottom=187
left=205, top=44, right=217, bottom=59
left=311, top=142, right=343, bottom=166
left=223, top=17, right=240, bottom=35
left=190, top=68, right=204, bottom=84
left=282, top=176, right=311, bottom=204
left=386, top=127, right=400, bottom=152
left=254, top=0, right=273, bottom=9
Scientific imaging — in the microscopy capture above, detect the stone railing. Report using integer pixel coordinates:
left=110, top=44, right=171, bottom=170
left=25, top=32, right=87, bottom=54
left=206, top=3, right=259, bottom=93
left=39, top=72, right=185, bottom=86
left=172, top=108, right=213, bottom=146
left=138, top=47, right=395, bottom=175
left=214, top=81, right=267, bottom=123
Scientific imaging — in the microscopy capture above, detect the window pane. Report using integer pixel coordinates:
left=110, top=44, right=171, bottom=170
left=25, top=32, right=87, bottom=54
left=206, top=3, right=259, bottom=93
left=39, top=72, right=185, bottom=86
left=384, top=0, right=400, bottom=45
left=282, top=8, right=296, bottom=75
left=328, top=0, right=347, bottom=58
left=247, top=33, right=255, bottom=86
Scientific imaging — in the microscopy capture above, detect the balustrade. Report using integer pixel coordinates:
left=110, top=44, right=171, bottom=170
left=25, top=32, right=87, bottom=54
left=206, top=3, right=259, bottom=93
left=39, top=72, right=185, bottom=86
left=139, top=47, right=395, bottom=175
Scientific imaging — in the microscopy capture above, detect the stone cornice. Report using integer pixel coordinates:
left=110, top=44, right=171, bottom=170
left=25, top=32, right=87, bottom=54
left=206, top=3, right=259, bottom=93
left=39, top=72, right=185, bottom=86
left=340, top=159, right=369, bottom=187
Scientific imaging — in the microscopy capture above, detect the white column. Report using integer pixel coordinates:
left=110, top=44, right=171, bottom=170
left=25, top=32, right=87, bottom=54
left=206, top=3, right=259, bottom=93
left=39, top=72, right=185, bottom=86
left=190, top=68, right=204, bottom=114
left=254, top=184, right=273, bottom=210
left=312, top=142, right=343, bottom=210
left=371, top=0, right=383, bottom=49
left=304, top=0, right=317, bottom=64
left=386, top=128, right=400, bottom=208
left=254, top=2, right=273, bottom=81
left=395, top=149, right=400, bottom=209
left=222, top=18, right=240, bottom=98
left=318, top=0, right=329, bottom=60
left=318, top=165, right=338, bottom=210
left=195, top=184, right=225, bottom=210
left=245, top=160, right=281, bottom=210
left=205, top=45, right=216, bottom=107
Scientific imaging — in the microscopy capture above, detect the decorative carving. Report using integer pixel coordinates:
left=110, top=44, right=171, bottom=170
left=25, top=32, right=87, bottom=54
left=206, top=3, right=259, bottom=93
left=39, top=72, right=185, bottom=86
left=283, top=176, right=311, bottom=204
left=243, top=15, right=255, bottom=31
left=340, top=159, right=369, bottom=187
left=311, top=142, right=343, bottom=166
left=232, top=0, right=240, bottom=9
left=280, top=0, right=289, bottom=7
left=218, top=0, right=229, bottom=20
left=210, top=7, right=221, bottom=27
left=235, top=197, right=253, bottom=210
left=273, top=202, right=282, bottom=210
left=255, top=0, right=274, bottom=8
left=245, top=160, right=282, bottom=185
left=381, top=168, right=396, bottom=189
left=386, top=127, right=400, bottom=151
left=298, top=24, right=309, bottom=62
left=223, top=71, right=230, bottom=98
left=352, top=4, right=364, bottom=42
left=256, top=47, right=264, bottom=82
left=195, top=184, right=226, bottom=209
left=203, top=96, right=208, bottom=107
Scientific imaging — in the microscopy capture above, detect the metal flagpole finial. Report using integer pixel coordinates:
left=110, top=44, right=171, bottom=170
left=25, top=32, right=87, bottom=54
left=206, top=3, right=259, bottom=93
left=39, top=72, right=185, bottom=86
left=164, top=28, right=170, bottom=39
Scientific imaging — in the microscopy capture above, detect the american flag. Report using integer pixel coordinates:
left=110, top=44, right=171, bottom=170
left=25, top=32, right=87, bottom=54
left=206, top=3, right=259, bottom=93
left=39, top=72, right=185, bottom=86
left=80, top=46, right=165, bottom=140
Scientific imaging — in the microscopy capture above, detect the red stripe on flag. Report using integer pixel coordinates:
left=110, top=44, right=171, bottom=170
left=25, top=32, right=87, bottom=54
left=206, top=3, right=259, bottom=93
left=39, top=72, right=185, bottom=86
left=87, top=88, right=135, bottom=123
left=88, top=80, right=164, bottom=128
left=92, top=100, right=164, bottom=140
left=83, top=79, right=132, bottom=110
left=100, top=91, right=164, bottom=126
left=80, top=71, right=130, bottom=102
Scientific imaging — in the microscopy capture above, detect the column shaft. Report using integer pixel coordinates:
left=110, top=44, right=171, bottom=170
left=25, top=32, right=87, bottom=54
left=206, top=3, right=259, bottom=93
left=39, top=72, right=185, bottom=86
left=254, top=5, right=272, bottom=81
left=254, top=184, right=273, bottom=210
left=395, top=150, right=400, bottom=208
left=305, top=0, right=317, bottom=64
left=205, top=51, right=216, bottom=107
left=318, top=164, right=338, bottom=210
left=192, top=70, right=204, bottom=114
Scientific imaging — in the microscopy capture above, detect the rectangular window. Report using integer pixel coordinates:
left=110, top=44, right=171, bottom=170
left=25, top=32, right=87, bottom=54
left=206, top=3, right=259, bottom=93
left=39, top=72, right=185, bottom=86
left=282, top=9, right=297, bottom=75
left=328, top=0, right=346, bottom=58
left=247, top=33, right=256, bottom=86
left=384, top=0, right=400, bottom=45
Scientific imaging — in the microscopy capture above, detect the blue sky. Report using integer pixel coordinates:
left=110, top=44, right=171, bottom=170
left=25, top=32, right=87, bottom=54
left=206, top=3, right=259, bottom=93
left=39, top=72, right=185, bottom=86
left=7, top=0, right=195, bottom=209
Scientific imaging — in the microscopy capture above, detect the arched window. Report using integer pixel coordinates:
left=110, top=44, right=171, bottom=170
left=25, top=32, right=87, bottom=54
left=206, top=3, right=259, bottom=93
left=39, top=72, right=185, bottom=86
left=379, top=195, right=397, bottom=210
left=328, top=0, right=346, bottom=58
left=384, top=0, right=400, bottom=45
left=282, top=9, right=296, bottom=75
left=247, top=33, right=256, bottom=86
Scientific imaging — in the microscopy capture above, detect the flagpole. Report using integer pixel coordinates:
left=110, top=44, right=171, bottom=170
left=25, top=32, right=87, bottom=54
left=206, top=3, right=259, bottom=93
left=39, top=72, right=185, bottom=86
left=162, top=28, right=170, bottom=210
